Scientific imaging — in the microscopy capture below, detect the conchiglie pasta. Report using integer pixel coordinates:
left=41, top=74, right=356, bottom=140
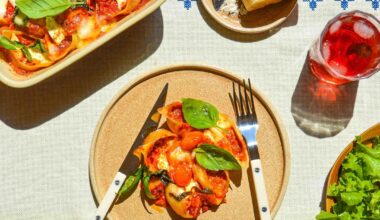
left=131, top=99, right=248, bottom=219
left=158, top=102, right=193, bottom=135
left=203, top=113, right=249, bottom=168
left=133, top=129, right=176, bottom=172
left=0, top=0, right=150, bottom=74
left=192, top=164, right=229, bottom=205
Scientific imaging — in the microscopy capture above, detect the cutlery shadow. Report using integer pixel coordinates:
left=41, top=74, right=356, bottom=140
left=0, top=9, right=164, bottom=130
left=196, top=1, right=298, bottom=43
left=247, top=165, right=261, bottom=220
left=291, top=56, right=358, bottom=138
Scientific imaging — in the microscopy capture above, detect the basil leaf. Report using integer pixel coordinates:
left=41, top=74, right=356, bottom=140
left=13, top=8, right=29, bottom=27
left=195, top=144, right=241, bottom=171
left=29, top=40, right=46, bottom=53
left=13, top=41, right=32, bottom=61
left=116, top=167, right=143, bottom=202
left=0, top=37, right=32, bottom=61
left=182, top=98, right=219, bottom=129
left=151, top=170, right=173, bottom=186
left=0, top=36, right=20, bottom=50
left=170, top=191, right=191, bottom=201
left=16, top=0, right=75, bottom=19
left=71, top=2, right=92, bottom=11
left=142, top=169, right=156, bottom=200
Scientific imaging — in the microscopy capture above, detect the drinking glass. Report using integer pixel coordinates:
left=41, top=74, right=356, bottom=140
left=309, top=11, right=380, bottom=85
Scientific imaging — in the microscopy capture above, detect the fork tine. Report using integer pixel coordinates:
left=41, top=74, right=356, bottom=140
left=238, top=81, right=245, bottom=116
left=248, top=79, right=256, bottom=116
left=243, top=80, right=250, bottom=115
left=232, top=82, right=239, bottom=116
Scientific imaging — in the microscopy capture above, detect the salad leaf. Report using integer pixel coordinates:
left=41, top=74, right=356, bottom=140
left=357, top=152, right=380, bottom=179
left=316, top=211, right=351, bottom=220
left=316, top=136, right=380, bottom=219
left=182, top=98, right=219, bottom=129
left=341, top=153, right=363, bottom=179
left=195, top=144, right=241, bottom=171
left=341, top=192, right=363, bottom=206
left=16, top=0, right=84, bottom=19
left=355, top=141, right=380, bottom=159
left=369, top=191, right=380, bottom=218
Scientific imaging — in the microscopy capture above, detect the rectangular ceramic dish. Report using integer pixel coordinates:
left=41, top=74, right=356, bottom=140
left=0, top=0, right=165, bottom=88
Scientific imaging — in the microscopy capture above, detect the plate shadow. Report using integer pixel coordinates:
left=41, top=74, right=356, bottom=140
left=197, top=1, right=298, bottom=43
left=291, top=56, right=358, bottom=138
left=0, top=9, right=164, bottom=130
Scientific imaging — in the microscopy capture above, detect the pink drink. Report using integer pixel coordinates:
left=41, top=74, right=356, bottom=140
left=309, top=11, right=380, bottom=85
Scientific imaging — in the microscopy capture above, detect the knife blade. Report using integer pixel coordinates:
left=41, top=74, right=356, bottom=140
left=95, top=83, right=169, bottom=220
left=213, top=0, right=225, bottom=10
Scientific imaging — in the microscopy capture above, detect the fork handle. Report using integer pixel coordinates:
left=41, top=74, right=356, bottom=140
left=250, top=159, right=271, bottom=220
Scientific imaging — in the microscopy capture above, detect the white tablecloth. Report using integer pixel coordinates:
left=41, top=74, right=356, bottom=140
left=0, top=1, right=379, bottom=219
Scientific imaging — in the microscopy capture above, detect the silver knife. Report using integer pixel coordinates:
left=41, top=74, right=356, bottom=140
left=95, top=83, right=169, bottom=220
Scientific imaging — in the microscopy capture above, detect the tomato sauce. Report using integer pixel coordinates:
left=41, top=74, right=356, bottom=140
left=206, top=170, right=228, bottom=198
left=147, top=139, right=166, bottom=170
left=168, top=105, right=184, bottom=122
left=149, top=177, right=166, bottom=206
left=62, top=8, right=92, bottom=35
left=96, top=0, right=119, bottom=17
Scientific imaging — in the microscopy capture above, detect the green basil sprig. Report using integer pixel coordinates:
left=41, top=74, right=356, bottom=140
left=116, top=167, right=143, bottom=202
left=13, top=41, right=32, bottom=61
left=195, top=144, right=241, bottom=171
left=30, top=40, right=47, bottom=53
left=182, top=98, right=219, bottom=129
left=151, top=170, right=172, bottom=186
left=142, top=169, right=156, bottom=200
left=0, top=36, right=32, bottom=61
left=0, top=36, right=21, bottom=50
left=16, top=0, right=86, bottom=19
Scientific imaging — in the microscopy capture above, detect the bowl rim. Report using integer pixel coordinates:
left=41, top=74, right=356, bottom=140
left=88, top=62, right=292, bottom=219
left=200, top=0, right=297, bottom=34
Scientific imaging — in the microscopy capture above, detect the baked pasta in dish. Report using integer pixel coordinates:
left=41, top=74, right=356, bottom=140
left=0, top=0, right=149, bottom=75
left=119, top=98, right=248, bottom=218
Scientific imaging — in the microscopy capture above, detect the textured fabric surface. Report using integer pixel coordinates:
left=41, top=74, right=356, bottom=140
left=0, top=1, right=379, bottom=219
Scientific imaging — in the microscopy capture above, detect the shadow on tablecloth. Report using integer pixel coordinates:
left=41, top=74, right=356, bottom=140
left=291, top=56, right=358, bottom=138
left=197, top=1, right=299, bottom=42
left=0, top=9, right=164, bottom=130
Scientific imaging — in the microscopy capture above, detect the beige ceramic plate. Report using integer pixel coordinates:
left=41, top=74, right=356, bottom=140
left=201, top=0, right=297, bottom=34
left=325, top=123, right=380, bottom=212
left=89, top=64, right=290, bottom=219
left=0, top=0, right=165, bottom=88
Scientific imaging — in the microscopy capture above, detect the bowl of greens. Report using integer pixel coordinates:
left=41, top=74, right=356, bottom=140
left=317, top=123, right=380, bottom=220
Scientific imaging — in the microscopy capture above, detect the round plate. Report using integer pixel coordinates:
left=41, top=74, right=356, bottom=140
left=325, top=123, right=380, bottom=212
left=89, top=64, right=290, bottom=219
left=201, top=0, right=297, bottom=34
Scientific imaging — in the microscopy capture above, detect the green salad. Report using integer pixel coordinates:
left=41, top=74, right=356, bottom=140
left=316, top=136, right=380, bottom=220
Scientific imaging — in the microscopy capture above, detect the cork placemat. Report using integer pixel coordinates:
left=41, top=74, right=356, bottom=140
left=89, top=64, right=291, bottom=219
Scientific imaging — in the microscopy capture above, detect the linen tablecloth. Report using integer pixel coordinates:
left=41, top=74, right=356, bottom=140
left=0, top=1, right=379, bottom=219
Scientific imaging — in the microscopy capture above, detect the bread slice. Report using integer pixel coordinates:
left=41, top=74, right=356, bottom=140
left=241, top=0, right=282, bottom=11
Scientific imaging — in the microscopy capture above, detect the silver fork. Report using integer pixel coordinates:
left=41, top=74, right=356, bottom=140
left=232, top=79, right=271, bottom=220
